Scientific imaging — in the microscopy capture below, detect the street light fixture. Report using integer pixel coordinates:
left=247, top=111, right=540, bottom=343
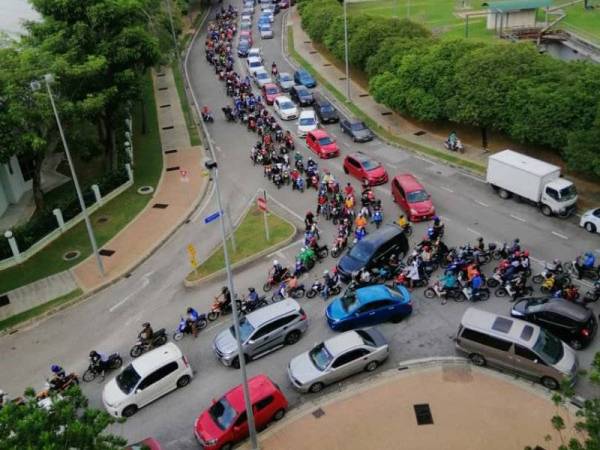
left=31, top=74, right=105, bottom=277
left=204, top=159, right=259, bottom=450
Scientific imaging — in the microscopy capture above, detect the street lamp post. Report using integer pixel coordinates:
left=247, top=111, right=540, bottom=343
left=32, top=74, right=105, bottom=277
left=204, top=159, right=259, bottom=450
left=343, top=0, right=351, bottom=102
left=164, top=0, right=180, bottom=60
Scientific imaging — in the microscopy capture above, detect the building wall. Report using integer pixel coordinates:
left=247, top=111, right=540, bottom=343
left=0, top=179, right=8, bottom=217
left=0, top=156, right=29, bottom=205
left=487, top=9, right=537, bottom=30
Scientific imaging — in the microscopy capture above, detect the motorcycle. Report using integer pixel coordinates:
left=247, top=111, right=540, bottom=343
left=239, top=294, right=269, bottom=314
left=202, top=111, right=214, bottom=123
left=492, top=242, right=510, bottom=260
left=83, top=353, right=123, bottom=382
left=456, top=284, right=490, bottom=302
left=540, top=272, right=571, bottom=295
left=207, top=297, right=243, bottom=321
left=494, top=280, right=533, bottom=301
left=331, top=236, right=347, bottom=258
left=271, top=283, right=306, bottom=302
left=532, top=261, right=566, bottom=284
left=443, top=139, right=464, bottom=153
left=263, top=268, right=290, bottom=292
left=295, top=159, right=304, bottom=173
left=583, top=281, right=600, bottom=304
left=292, top=176, right=305, bottom=192
left=313, top=244, right=329, bottom=261
left=130, top=328, right=168, bottom=357
left=284, top=135, right=295, bottom=151
left=273, top=172, right=283, bottom=189
left=45, top=373, right=80, bottom=395
left=399, top=223, right=413, bottom=236
left=222, top=107, right=236, bottom=122
left=294, top=258, right=315, bottom=277
left=173, top=315, right=208, bottom=341
left=423, top=281, right=461, bottom=301
left=306, top=173, right=319, bottom=190
left=564, top=261, right=600, bottom=281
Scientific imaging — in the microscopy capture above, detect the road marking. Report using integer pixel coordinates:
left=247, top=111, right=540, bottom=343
left=474, top=200, right=489, bottom=207
left=268, top=238, right=303, bottom=256
left=509, top=214, right=527, bottom=223
left=266, top=193, right=304, bottom=221
left=551, top=231, right=569, bottom=240
left=466, top=227, right=480, bottom=235
left=530, top=256, right=543, bottom=264
left=191, top=184, right=216, bottom=222
left=109, top=272, right=153, bottom=312
left=215, top=146, right=222, bottom=153
left=440, top=186, right=454, bottom=193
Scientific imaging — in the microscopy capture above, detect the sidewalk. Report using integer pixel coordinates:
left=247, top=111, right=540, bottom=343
left=71, top=67, right=208, bottom=292
left=244, top=360, right=583, bottom=450
left=286, top=8, right=600, bottom=207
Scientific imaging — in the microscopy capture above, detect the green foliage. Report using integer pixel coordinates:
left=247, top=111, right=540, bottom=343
left=0, top=386, right=126, bottom=450
left=365, top=36, right=429, bottom=78
left=300, top=0, right=341, bottom=44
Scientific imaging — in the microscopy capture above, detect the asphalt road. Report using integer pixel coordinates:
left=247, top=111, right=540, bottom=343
left=1, top=2, right=599, bottom=448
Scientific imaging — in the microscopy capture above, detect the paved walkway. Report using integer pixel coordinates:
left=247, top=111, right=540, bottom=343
left=72, top=67, right=208, bottom=292
left=244, top=360, right=583, bottom=450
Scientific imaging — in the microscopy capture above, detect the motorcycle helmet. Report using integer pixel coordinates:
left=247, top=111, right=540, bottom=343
left=523, top=251, right=530, bottom=257
left=89, top=350, right=98, bottom=358
left=477, top=237, right=484, bottom=242
left=273, top=259, right=279, bottom=266
left=187, top=307, right=194, bottom=314
left=142, top=322, right=150, bottom=328
left=248, top=287, right=255, bottom=293
left=51, top=365, right=61, bottom=374
left=514, top=251, right=521, bottom=258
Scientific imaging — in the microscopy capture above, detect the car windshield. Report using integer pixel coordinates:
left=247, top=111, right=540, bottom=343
left=298, top=89, right=309, bottom=96
left=559, top=185, right=577, bottom=201
left=257, top=72, right=269, bottom=80
left=348, top=241, right=374, bottom=262
left=116, top=364, right=141, bottom=394
left=280, top=75, right=292, bottom=82
left=341, top=292, right=359, bottom=312
left=350, top=122, right=366, bottom=131
left=281, top=101, right=295, bottom=110
left=532, top=330, right=564, bottom=365
left=230, top=317, right=255, bottom=342
left=299, top=117, right=316, bottom=126
left=318, top=137, right=333, bottom=146
left=309, top=343, right=333, bottom=371
left=386, top=287, right=404, bottom=301
left=239, top=41, right=249, bottom=48
left=407, top=189, right=429, bottom=203
left=320, top=104, right=334, bottom=113
left=209, top=397, right=238, bottom=430
left=250, top=61, right=262, bottom=68
left=362, top=159, right=380, bottom=171
left=266, top=86, right=278, bottom=94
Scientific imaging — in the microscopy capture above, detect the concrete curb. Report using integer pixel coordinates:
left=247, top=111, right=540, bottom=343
left=183, top=212, right=298, bottom=288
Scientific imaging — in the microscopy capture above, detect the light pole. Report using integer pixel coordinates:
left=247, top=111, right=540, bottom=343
left=164, top=0, right=180, bottom=60
left=204, top=159, right=259, bottom=450
left=31, top=74, right=105, bottom=276
left=343, top=0, right=351, bottom=102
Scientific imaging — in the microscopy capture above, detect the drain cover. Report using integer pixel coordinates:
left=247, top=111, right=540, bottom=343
left=312, top=408, right=325, bottom=419
left=414, top=404, right=433, bottom=425
left=99, top=249, right=115, bottom=257
left=62, top=250, right=81, bottom=261
left=97, top=216, right=110, bottom=224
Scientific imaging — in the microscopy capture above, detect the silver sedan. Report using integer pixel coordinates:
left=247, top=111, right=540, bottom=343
left=288, top=327, right=389, bottom=393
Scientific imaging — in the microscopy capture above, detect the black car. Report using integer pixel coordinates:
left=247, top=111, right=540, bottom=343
left=313, top=94, right=339, bottom=124
left=337, top=224, right=409, bottom=283
left=237, top=39, right=251, bottom=58
left=289, top=85, right=314, bottom=107
left=511, top=297, right=597, bottom=350
left=340, top=118, right=374, bottom=142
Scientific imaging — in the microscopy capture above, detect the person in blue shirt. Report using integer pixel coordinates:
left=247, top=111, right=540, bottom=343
left=470, top=273, right=483, bottom=300
left=247, top=287, right=259, bottom=303
left=584, top=252, right=596, bottom=269
left=186, top=307, right=200, bottom=337
left=438, top=271, right=458, bottom=304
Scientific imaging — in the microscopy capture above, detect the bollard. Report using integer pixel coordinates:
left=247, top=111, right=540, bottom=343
left=124, top=141, right=133, bottom=160
left=125, top=163, right=133, bottom=181
left=4, top=230, right=21, bottom=262
left=91, top=184, right=102, bottom=204
left=53, top=208, right=65, bottom=231
left=125, top=118, right=132, bottom=133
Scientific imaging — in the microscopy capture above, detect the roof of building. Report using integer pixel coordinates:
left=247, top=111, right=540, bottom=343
left=486, top=0, right=552, bottom=12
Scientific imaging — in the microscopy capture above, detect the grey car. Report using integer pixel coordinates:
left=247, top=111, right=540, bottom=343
left=276, top=72, right=295, bottom=92
left=340, top=118, right=374, bottom=142
left=213, top=299, right=308, bottom=369
left=288, top=327, right=389, bottom=393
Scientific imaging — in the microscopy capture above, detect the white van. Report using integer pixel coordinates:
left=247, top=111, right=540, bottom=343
left=456, top=308, right=577, bottom=390
left=102, top=343, right=193, bottom=417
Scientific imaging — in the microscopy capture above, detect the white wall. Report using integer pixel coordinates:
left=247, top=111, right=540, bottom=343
left=0, top=179, right=8, bottom=217
left=0, top=156, right=28, bottom=204
left=487, top=9, right=537, bottom=30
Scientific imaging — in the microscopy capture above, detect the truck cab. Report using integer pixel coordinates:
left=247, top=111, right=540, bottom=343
left=541, top=178, right=578, bottom=217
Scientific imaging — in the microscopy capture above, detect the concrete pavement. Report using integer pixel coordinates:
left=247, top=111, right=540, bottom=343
left=245, top=360, right=583, bottom=450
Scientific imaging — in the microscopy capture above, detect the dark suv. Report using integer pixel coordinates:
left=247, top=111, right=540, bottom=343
left=511, top=297, right=597, bottom=350
left=313, top=94, right=339, bottom=124
left=289, top=85, right=313, bottom=107
left=337, top=224, right=409, bottom=283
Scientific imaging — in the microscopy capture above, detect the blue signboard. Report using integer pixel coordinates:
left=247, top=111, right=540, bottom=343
left=204, top=211, right=221, bottom=224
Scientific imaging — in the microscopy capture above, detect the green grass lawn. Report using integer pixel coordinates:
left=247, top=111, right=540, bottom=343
left=560, top=1, right=600, bottom=44
left=186, top=207, right=295, bottom=281
left=0, top=71, right=163, bottom=293
left=171, top=61, right=201, bottom=146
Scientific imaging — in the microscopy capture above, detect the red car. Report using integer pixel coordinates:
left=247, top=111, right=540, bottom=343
left=194, top=375, right=288, bottom=450
left=391, top=174, right=435, bottom=222
left=306, top=129, right=339, bottom=159
left=262, top=83, right=281, bottom=105
left=239, top=30, right=253, bottom=46
left=343, top=151, right=388, bottom=186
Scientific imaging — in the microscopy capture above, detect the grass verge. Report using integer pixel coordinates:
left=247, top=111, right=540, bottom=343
left=186, top=207, right=295, bottom=281
left=0, top=288, right=82, bottom=333
left=286, top=26, right=486, bottom=175
left=0, top=71, right=163, bottom=293
left=172, top=61, right=202, bottom=146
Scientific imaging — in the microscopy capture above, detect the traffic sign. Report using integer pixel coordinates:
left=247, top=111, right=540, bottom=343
left=204, top=211, right=221, bottom=224
left=257, top=197, right=267, bottom=212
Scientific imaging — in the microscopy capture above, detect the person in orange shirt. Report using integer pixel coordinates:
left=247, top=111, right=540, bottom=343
left=467, top=263, right=479, bottom=282
left=355, top=214, right=367, bottom=229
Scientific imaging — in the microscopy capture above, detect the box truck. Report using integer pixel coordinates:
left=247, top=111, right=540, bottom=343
left=486, top=150, right=577, bottom=217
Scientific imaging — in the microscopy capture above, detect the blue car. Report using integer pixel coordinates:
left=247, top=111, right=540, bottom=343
left=294, top=69, right=316, bottom=88
left=325, top=284, right=412, bottom=331
left=258, top=16, right=271, bottom=26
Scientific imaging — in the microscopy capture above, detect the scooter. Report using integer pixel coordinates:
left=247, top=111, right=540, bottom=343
left=564, top=261, right=600, bottom=281
left=331, top=236, right=347, bottom=258
left=271, top=283, right=306, bottom=302
left=44, top=373, right=80, bottom=395
left=263, top=268, right=290, bottom=292
left=423, top=281, right=461, bottom=301
left=457, top=283, right=490, bottom=302
left=532, top=261, right=566, bottom=284
left=583, top=281, right=600, bottom=304
left=207, top=297, right=243, bottom=321
left=306, top=280, right=342, bottom=299
left=130, top=329, right=168, bottom=357
left=173, top=315, right=208, bottom=341
left=83, top=353, right=123, bottom=382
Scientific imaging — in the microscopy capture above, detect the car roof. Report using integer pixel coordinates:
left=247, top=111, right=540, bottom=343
left=310, top=129, right=329, bottom=138
left=293, top=84, right=309, bottom=91
left=225, top=374, right=278, bottom=411
left=263, top=83, right=278, bottom=90
left=278, top=72, right=292, bottom=78
left=345, top=118, right=363, bottom=125
left=299, top=109, right=316, bottom=118
left=527, top=297, right=591, bottom=322
left=131, top=342, right=183, bottom=376
left=356, top=285, right=393, bottom=305
left=324, top=331, right=364, bottom=356
left=313, top=94, right=332, bottom=106
left=248, top=56, right=262, bottom=63
left=295, top=68, right=309, bottom=75
left=348, top=151, right=373, bottom=164
left=239, top=39, right=250, bottom=45
left=276, top=95, right=293, bottom=103
left=249, top=47, right=261, bottom=53
left=255, top=69, right=269, bottom=76
left=462, top=307, right=541, bottom=345
left=246, top=298, right=300, bottom=328
left=394, top=173, right=424, bottom=192
left=359, top=223, right=403, bottom=248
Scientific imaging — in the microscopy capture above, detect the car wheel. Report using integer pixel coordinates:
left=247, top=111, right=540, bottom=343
left=541, top=205, right=552, bottom=216
left=285, top=330, right=301, bottom=345
left=177, top=375, right=191, bottom=388
left=273, top=408, right=286, bottom=421
left=585, top=222, right=597, bottom=233
left=390, top=314, right=404, bottom=323
left=365, top=361, right=379, bottom=372
left=498, top=189, right=510, bottom=199
left=221, top=443, right=233, bottom=450
left=541, top=376, right=560, bottom=390
left=232, top=355, right=248, bottom=370
left=343, top=166, right=349, bottom=174
left=569, top=339, right=583, bottom=350
left=122, top=405, right=138, bottom=418
left=469, top=353, right=486, bottom=367
left=309, top=382, right=324, bottom=393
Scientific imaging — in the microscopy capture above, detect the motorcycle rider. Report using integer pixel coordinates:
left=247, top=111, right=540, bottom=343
left=354, top=225, right=367, bottom=242
left=50, top=364, right=67, bottom=389
left=470, top=272, right=484, bottom=300
left=186, top=307, right=200, bottom=338
left=139, top=322, right=154, bottom=347
left=358, top=267, right=372, bottom=284
left=216, top=286, right=232, bottom=309
left=89, top=350, right=110, bottom=377
left=475, top=237, right=485, bottom=252
left=201, top=105, right=213, bottom=122
left=304, top=210, right=315, bottom=231
left=344, top=182, right=355, bottom=197
left=438, top=270, right=458, bottom=304
left=576, top=252, right=596, bottom=279
left=355, top=213, right=368, bottom=230
left=431, top=216, right=444, bottom=240
left=247, top=287, right=259, bottom=304
left=271, top=259, right=287, bottom=283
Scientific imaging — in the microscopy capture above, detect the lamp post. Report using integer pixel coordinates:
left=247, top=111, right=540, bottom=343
left=204, top=159, right=259, bottom=450
left=165, top=0, right=180, bottom=60
left=31, top=74, right=105, bottom=277
left=343, top=0, right=351, bottom=102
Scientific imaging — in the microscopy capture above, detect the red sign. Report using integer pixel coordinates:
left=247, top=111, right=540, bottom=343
left=257, top=197, right=267, bottom=212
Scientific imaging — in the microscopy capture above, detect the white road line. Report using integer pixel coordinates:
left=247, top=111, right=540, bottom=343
left=109, top=272, right=153, bottom=312
left=215, top=146, right=222, bottom=153
left=191, top=184, right=216, bottom=222
left=466, top=227, right=480, bottom=235
left=474, top=200, right=489, bottom=207
left=509, top=214, right=527, bottom=223
left=530, top=256, right=543, bottom=264
left=268, top=239, right=303, bottom=256
left=440, top=186, right=454, bottom=193
left=551, top=231, right=569, bottom=240
left=266, top=193, right=304, bottom=221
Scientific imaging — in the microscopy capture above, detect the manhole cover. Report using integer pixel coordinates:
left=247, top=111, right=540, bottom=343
left=97, top=216, right=110, bottom=224
left=137, top=186, right=154, bottom=195
left=63, top=250, right=81, bottom=261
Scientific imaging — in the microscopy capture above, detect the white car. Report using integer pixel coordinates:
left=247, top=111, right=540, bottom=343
left=296, top=110, right=318, bottom=136
left=246, top=56, right=265, bottom=76
left=274, top=95, right=299, bottom=120
left=580, top=207, right=600, bottom=234
left=260, top=25, right=274, bottom=39
left=248, top=47, right=263, bottom=60
left=276, top=72, right=295, bottom=92
left=102, top=343, right=193, bottom=417
left=254, top=68, right=273, bottom=88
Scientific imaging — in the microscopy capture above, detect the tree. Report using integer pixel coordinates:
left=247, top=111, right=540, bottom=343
left=300, top=0, right=341, bottom=44
left=365, top=36, right=431, bottom=78
left=0, top=386, right=126, bottom=450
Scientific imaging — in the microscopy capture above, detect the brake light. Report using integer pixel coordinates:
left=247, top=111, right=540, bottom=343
left=299, top=308, right=307, bottom=321
left=581, top=328, right=590, bottom=337
left=182, top=355, right=190, bottom=367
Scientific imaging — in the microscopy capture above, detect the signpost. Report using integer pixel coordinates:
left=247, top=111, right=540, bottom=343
left=187, top=244, right=198, bottom=270
left=258, top=192, right=270, bottom=241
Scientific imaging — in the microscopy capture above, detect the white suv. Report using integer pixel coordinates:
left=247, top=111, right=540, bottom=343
left=274, top=95, right=299, bottom=121
left=102, top=343, right=193, bottom=417
left=247, top=56, right=264, bottom=76
left=297, top=109, right=318, bottom=136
